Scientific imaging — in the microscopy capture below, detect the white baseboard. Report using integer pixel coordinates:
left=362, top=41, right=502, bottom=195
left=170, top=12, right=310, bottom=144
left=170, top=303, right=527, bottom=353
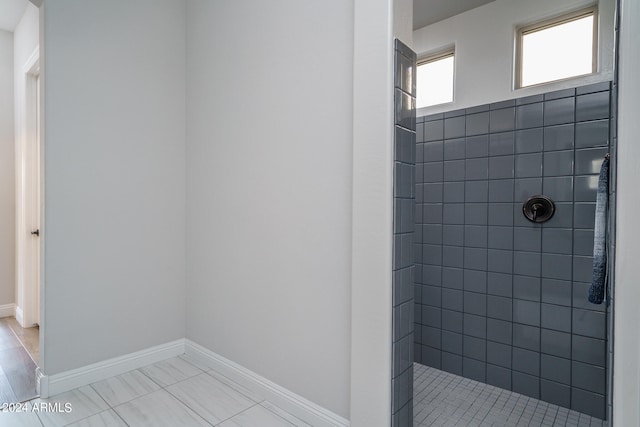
left=0, top=303, right=15, bottom=318
left=15, top=306, right=23, bottom=325
left=185, top=339, right=349, bottom=427
left=40, top=339, right=185, bottom=398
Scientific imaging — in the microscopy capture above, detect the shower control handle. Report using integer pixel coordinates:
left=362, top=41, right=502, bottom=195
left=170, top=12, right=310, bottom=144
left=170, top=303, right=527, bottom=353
left=522, top=196, right=555, bottom=224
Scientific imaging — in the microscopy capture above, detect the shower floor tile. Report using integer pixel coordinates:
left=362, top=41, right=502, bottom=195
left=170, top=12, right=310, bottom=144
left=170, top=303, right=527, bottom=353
left=413, top=363, right=607, bottom=427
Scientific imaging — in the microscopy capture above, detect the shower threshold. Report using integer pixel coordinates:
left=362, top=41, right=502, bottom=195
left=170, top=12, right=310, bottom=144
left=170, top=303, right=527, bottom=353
left=413, top=363, right=607, bottom=427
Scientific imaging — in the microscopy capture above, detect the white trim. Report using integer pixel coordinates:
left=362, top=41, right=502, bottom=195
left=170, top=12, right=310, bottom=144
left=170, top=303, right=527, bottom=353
left=39, top=339, right=185, bottom=398
left=185, top=339, right=349, bottom=427
left=0, top=304, right=15, bottom=318
left=15, top=306, right=24, bottom=326
left=36, top=367, right=47, bottom=397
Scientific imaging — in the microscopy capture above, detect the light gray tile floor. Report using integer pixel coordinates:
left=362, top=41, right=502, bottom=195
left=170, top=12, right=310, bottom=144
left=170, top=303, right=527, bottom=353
left=413, top=363, right=608, bottom=427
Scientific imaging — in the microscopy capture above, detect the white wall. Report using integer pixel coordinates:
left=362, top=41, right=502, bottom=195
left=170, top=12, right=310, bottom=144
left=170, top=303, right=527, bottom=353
left=613, top=0, right=640, bottom=424
left=42, top=0, right=186, bottom=374
left=413, top=0, right=615, bottom=115
left=185, top=0, right=353, bottom=418
left=0, top=30, right=14, bottom=307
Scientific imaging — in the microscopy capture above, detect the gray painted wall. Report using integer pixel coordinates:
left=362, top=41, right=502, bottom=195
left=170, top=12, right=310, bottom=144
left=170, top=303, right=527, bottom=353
left=414, top=82, right=611, bottom=419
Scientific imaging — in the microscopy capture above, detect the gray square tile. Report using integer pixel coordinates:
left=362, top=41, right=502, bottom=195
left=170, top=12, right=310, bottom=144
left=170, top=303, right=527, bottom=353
left=572, top=309, right=606, bottom=339
left=441, top=352, right=463, bottom=375
left=517, top=94, right=544, bottom=105
left=442, top=309, right=463, bottom=333
left=464, top=247, right=487, bottom=271
left=487, top=364, right=511, bottom=389
left=489, top=155, right=514, bottom=179
left=463, top=357, right=486, bottom=382
left=465, top=135, right=489, bottom=158
left=541, top=253, right=573, bottom=280
left=422, top=265, right=442, bottom=286
left=416, top=143, right=425, bottom=164
left=515, top=128, right=543, bottom=153
left=487, top=341, right=511, bottom=368
left=424, top=141, right=444, bottom=162
left=442, top=288, right=463, bottom=311
left=421, top=305, right=441, bottom=328
left=541, top=303, right=571, bottom=332
left=464, top=268, right=487, bottom=293
left=545, top=88, right=575, bottom=100
left=541, top=379, right=571, bottom=408
left=466, top=113, right=490, bottom=137
left=544, top=124, right=574, bottom=151
left=572, top=361, right=606, bottom=394
left=542, top=228, right=573, bottom=254
left=442, top=267, right=463, bottom=289
left=514, top=226, right=541, bottom=252
left=543, top=176, right=573, bottom=202
left=424, top=183, right=443, bottom=203
left=513, top=275, right=541, bottom=302
left=443, top=204, right=465, bottom=224
left=512, top=371, right=540, bottom=399
left=442, top=330, right=463, bottom=355
left=575, top=120, right=609, bottom=148
left=490, top=131, right=515, bottom=155
left=424, top=203, right=443, bottom=224
left=488, top=249, right=513, bottom=273
left=487, top=318, right=512, bottom=345
left=487, top=272, right=512, bottom=297
left=488, top=203, right=514, bottom=226
left=544, top=97, right=575, bottom=126
left=543, top=150, right=574, bottom=177
left=541, top=278, right=572, bottom=307
left=445, top=116, right=466, bottom=139
left=575, top=148, right=609, bottom=175
left=488, top=179, right=514, bottom=203
left=444, top=160, right=465, bottom=181
left=541, top=328, right=571, bottom=358
left=487, top=295, right=512, bottom=321
left=422, top=244, right=442, bottom=265
left=421, top=346, right=441, bottom=369
left=467, top=104, right=490, bottom=114
left=442, top=245, right=463, bottom=268
left=423, top=162, right=443, bottom=183
left=574, top=175, right=599, bottom=202
left=395, top=127, right=416, bottom=163
left=513, top=347, right=540, bottom=376
left=465, top=180, right=489, bottom=202
left=573, top=203, right=596, bottom=229
left=514, top=178, right=542, bottom=202
left=395, top=89, right=416, bottom=130
left=394, top=162, right=415, bottom=198
left=513, top=323, right=540, bottom=351
left=573, top=256, right=593, bottom=282
left=443, top=225, right=464, bottom=246
left=421, top=284, right=441, bottom=307
left=444, top=138, right=466, bottom=160
left=541, top=354, right=571, bottom=385
left=464, top=291, right=487, bottom=316
left=544, top=202, right=573, bottom=228
left=465, top=158, right=489, bottom=180
left=577, top=81, right=610, bottom=94
left=572, top=335, right=606, bottom=366
left=488, top=226, right=513, bottom=250
left=516, top=102, right=543, bottom=129
left=491, top=99, right=516, bottom=109
left=465, top=203, right=488, bottom=225
left=571, top=387, right=605, bottom=419
left=576, top=91, right=610, bottom=122
left=443, top=182, right=465, bottom=202
left=515, top=153, right=542, bottom=178
left=514, top=251, right=541, bottom=277
left=422, top=325, right=441, bottom=349
left=464, top=313, right=486, bottom=339
left=490, top=107, right=515, bottom=132
left=513, top=299, right=540, bottom=327
left=424, top=120, right=444, bottom=142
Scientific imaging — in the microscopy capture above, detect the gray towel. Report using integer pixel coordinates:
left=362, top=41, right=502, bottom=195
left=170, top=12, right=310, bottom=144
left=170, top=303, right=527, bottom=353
left=588, top=156, right=609, bottom=304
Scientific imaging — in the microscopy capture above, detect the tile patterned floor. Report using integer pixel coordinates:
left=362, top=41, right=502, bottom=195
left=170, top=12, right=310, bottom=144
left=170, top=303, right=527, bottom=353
left=413, top=363, right=607, bottom=427
left=0, top=355, right=311, bottom=427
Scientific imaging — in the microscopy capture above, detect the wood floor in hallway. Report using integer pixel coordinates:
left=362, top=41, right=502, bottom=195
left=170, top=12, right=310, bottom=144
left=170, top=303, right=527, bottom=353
left=0, top=317, right=38, bottom=404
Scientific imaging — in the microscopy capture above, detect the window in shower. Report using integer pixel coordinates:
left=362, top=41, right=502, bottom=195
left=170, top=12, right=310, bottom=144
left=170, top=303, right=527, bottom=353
left=416, top=50, right=454, bottom=108
left=516, top=7, right=597, bottom=88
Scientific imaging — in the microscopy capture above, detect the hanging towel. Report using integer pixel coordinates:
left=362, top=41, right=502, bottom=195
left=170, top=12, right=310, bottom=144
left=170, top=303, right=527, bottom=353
left=588, top=155, right=609, bottom=304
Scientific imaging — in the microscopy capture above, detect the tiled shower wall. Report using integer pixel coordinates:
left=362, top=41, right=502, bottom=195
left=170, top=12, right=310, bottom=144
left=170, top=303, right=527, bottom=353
left=413, top=82, right=611, bottom=419
left=392, top=39, right=416, bottom=427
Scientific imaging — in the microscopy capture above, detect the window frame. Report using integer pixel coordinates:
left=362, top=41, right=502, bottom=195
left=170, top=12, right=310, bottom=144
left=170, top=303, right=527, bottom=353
left=416, top=49, right=455, bottom=108
left=515, top=6, right=598, bottom=89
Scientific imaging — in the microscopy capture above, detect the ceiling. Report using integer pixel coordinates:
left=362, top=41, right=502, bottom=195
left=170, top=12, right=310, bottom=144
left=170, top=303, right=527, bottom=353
left=0, top=0, right=28, bottom=32
left=414, top=0, right=496, bottom=29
